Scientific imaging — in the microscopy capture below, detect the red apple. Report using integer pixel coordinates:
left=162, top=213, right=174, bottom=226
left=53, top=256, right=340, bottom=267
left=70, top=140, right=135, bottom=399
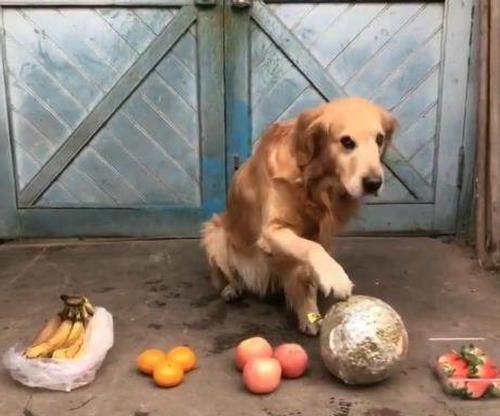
left=273, top=343, right=309, bottom=378
left=235, top=337, right=273, bottom=370
left=243, top=357, right=282, bottom=394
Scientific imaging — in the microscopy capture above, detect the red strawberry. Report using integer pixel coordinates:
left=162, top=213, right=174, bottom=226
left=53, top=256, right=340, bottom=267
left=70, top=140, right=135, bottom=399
left=461, top=344, right=489, bottom=366
left=469, top=362, right=497, bottom=378
left=438, top=351, right=461, bottom=366
left=436, top=352, right=469, bottom=377
left=463, top=381, right=491, bottom=399
left=447, top=378, right=490, bottom=399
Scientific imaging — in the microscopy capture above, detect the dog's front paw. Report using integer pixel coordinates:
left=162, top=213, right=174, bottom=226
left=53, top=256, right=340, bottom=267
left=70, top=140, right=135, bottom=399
left=309, top=251, right=353, bottom=300
left=220, top=284, right=243, bottom=302
left=298, top=314, right=321, bottom=336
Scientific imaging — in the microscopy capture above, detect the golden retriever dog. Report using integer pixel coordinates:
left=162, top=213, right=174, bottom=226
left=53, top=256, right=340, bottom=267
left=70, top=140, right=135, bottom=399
left=201, top=97, right=397, bottom=335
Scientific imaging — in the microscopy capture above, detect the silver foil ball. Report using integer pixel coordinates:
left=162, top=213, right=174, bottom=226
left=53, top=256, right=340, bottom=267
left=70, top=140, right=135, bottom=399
left=320, top=295, right=408, bottom=385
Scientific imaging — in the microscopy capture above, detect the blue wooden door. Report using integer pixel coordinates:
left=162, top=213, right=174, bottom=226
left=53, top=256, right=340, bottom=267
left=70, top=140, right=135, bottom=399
left=0, top=0, right=225, bottom=238
left=225, top=0, right=475, bottom=234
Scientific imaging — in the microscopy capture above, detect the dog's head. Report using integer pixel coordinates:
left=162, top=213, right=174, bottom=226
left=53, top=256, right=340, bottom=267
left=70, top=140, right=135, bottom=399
left=293, top=97, right=397, bottom=198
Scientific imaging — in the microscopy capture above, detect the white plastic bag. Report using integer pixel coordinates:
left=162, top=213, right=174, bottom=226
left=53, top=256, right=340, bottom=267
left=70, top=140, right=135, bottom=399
left=2, top=307, right=113, bottom=392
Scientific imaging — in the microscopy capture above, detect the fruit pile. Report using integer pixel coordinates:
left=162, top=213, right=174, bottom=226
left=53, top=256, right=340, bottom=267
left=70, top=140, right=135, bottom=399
left=235, top=336, right=308, bottom=394
left=24, top=295, right=95, bottom=360
left=137, top=346, right=197, bottom=388
left=436, top=344, right=500, bottom=399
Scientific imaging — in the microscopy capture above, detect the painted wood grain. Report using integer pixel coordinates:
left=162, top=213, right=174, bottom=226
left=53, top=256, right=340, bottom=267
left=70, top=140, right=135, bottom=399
left=432, top=0, right=474, bottom=231
left=225, top=6, right=251, bottom=180
left=18, top=6, right=197, bottom=207
left=198, top=0, right=226, bottom=214
left=0, top=7, right=19, bottom=238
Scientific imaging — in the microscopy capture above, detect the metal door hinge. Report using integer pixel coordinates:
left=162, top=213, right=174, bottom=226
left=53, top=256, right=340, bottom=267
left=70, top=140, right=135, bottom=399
left=457, top=146, right=465, bottom=189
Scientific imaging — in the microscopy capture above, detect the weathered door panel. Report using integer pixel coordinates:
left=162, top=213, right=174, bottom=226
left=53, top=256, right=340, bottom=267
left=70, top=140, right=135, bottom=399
left=0, top=1, right=225, bottom=238
left=225, top=0, right=474, bottom=233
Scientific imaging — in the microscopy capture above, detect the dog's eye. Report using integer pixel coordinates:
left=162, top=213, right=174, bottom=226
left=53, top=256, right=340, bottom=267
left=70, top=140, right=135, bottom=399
left=340, top=135, right=356, bottom=150
left=376, top=133, right=385, bottom=147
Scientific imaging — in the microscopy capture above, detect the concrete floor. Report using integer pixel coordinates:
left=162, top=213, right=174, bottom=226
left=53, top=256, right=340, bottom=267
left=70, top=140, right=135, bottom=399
left=0, top=238, right=499, bottom=416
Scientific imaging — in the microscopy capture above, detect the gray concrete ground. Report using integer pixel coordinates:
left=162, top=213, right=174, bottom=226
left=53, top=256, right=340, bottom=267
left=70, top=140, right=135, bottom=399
left=0, top=238, right=499, bottom=416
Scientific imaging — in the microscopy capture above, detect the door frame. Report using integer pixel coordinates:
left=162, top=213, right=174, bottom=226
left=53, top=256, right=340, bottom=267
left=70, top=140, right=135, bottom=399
left=225, top=0, right=476, bottom=234
left=0, top=0, right=226, bottom=239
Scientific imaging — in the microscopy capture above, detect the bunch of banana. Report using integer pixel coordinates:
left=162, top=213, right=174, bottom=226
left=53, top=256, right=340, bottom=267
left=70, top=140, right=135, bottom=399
left=24, top=295, right=95, bottom=360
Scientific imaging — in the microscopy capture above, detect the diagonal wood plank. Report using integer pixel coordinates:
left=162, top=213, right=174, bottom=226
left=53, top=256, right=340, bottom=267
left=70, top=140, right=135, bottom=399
left=251, top=1, right=346, bottom=101
left=384, top=146, right=433, bottom=201
left=19, top=5, right=197, bottom=207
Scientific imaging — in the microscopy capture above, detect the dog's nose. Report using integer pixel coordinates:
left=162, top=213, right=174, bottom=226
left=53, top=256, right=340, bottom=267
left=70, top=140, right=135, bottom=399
left=362, top=175, right=382, bottom=194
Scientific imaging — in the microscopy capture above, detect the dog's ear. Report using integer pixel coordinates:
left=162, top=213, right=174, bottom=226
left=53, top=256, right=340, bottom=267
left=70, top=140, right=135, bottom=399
left=380, top=109, right=398, bottom=147
left=293, top=106, right=327, bottom=167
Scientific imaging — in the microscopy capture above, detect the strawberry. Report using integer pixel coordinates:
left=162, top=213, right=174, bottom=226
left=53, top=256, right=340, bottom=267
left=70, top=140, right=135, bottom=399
left=438, top=351, right=461, bottom=366
left=460, top=344, right=489, bottom=366
left=469, top=362, right=497, bottom=378
left=463, top=381, right=491, bottom=399
left=436, top=352, right=468, bottom=377
left=447, top=378, right=490, bottom=399
left=444, top=359, right=469, bottom=378
left=460, top=344, right=497, bottom=378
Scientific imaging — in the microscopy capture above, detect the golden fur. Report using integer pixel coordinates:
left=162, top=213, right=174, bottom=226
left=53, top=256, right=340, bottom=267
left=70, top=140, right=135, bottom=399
left=201, top=97, right=397, bottom=335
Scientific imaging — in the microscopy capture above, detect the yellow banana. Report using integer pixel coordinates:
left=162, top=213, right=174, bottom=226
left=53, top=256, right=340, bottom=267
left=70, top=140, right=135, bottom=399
left=25, top=319, right=73, bottom=358
left=74, top=332, right=89, bottom=359
left=29, top=314, right=62, bottom=347
left=61, top=320, right=84, bottom=348
left=51, top=320, right=84, bottom=358
left=52, top=330, right=85, bottom=359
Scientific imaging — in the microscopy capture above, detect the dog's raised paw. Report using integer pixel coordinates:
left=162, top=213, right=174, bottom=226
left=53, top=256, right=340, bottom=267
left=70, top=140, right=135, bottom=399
left=298, top=316, right=320, bottom=336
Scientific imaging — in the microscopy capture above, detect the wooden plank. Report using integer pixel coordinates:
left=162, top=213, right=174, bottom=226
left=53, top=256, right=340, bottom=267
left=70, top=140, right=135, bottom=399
left=347, top=204, right=435, bottom=235
left=252, top=65, right=308, bottom=139
left=4, top=10, right=101, bottom=109
left=18, top=6, right=197, bottom=207
left=155, top=54, right=198, bottom=110
left=105, top=111, right=200, bottom=205
left=384, top=146, right=433, bottom=201
left=0, top=7, right=19, bottom=238
left=251, top=1, right=345, bottom=101
left=396, top=104, right=437, bottom=161
left=433, top=0, right=474, bottom=232
left=198, top=0, right=226, bottom=214
left=89, top=130, right=182, bottom=205
left=457, top=0, right=480, bottom=240
left=311, top=3, right=386, bottom=67
left=16, top=204, right=436, bottom=239
left=19, top=208, right=205, bottom=238
left=0, top=0, right=190, bottom=5
left=331, top=4, right=422, bottom=86
left=346, top=4, right=443, bottom=98
left=6, top=43, right=86, bottom=128
left=122, top=92, right=198, bottom=181
left=225, top=6, right=251, bottom=180
left=488, top=0, right=500, bottom=263
left=474, top=0, right=488, bottom=263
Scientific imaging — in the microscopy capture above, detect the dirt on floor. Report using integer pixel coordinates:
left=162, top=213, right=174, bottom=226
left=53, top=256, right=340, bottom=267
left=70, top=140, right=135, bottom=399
left=0, top=237, right=499, bottom=416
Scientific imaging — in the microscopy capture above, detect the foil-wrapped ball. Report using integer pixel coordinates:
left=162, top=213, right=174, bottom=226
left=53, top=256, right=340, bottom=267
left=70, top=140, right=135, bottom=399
left=320, top=295, right=408, bottom=385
